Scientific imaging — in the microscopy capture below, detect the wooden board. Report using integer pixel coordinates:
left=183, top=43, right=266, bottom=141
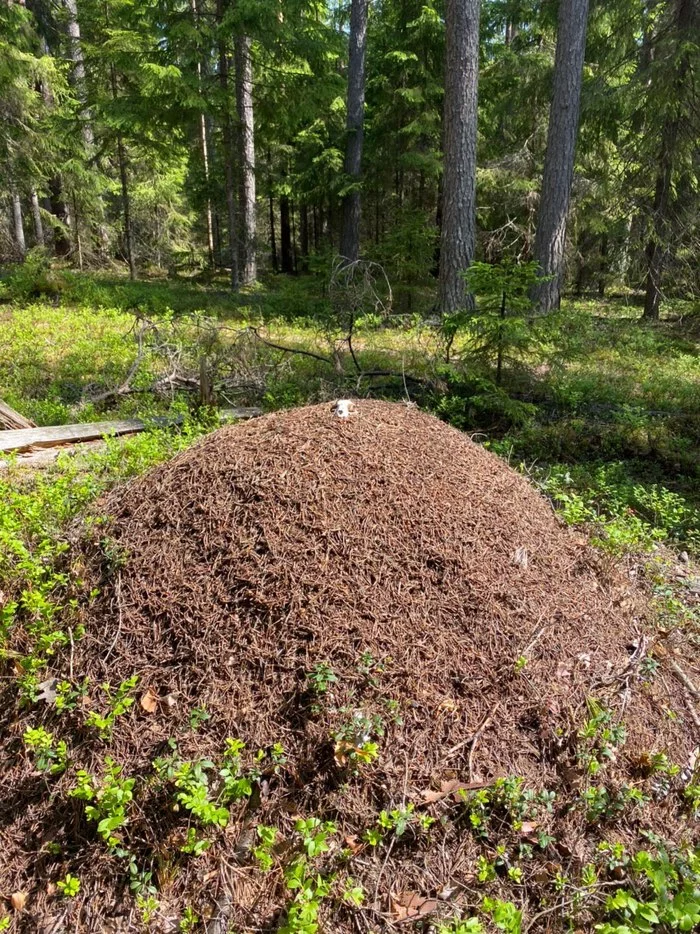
left=0, top=407, right=262, bottom=454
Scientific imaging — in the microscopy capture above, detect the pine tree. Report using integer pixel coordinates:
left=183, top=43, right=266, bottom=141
left=340, top=0, right=369, bottom=261
left=438, top=0, right=481, bottom=314
left=531, top=0, right=590, bottom=312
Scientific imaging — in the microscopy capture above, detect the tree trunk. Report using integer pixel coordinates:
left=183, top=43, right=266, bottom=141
left=109, top=63, right=136, bottom=279
left=300, top=203, right=309, bottom=260
left=115, top=133, right=136, bottom=280
left=339, top=0, right=369, bottom=262
left=531, top=0, right=590, bottom=313
left=437, top=0, right=480, bottom=314
left=30, top=190, right=44, bottom=246
left=49, top=177, right=70, bottom=256
left=65, top=0, right=111, bottom=254
left=190, top=0, right=215, bottom=268
left=280, top=195, right=293, bottom=273
left=64, top=0, right=92, bottom=148
left=217, top=0, right=238, bottom=289
left=269, top=193, right=278, bottom=272
left=642, top=0, right=696, bottom=320
left=598, top=233, right=608, bottom=297
left=12, top=194, right=26, bottom=257
left=235, top=34, right=257, bottom=285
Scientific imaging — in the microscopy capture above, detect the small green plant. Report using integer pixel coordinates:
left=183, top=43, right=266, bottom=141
left=179, top=906, right=199, bottom=932
left=188, top=705, right=210, bottom=730
left=296, top=818, right=337, bottom=858
left=595, top=846, right=700, bottom=933
left=23, top=726, right=68, bottom=775
left=577, top=698, right=627, bottom=775
left=341, top=878, right=365, bottom=907
left=483, top=897, right=522, bottom=933
left=581, top=784, right=646, bottom=824
left=685, top=782, right=700, bottom=818
left=137, top=894, right=159, bottom=924
left=364, top=803, right=435, bottom=846
left=280, top=858, right=333, bottom=934
left=56, top=873, right=81, bottom=897
left=69, top=758, right=135, bottom=847
left=333, top=710, right=383, bottom=766
left=253, top=824, right=278, bottom=871
left=85, top=675, right=138, bottom=738
left=180, top=827, right=210, bottom=856
left=307, top=661, right=337, bottom=695
left=168, top=759, right=230, bottom=827
left=437, top=919, right=484, bottom=934
left=55, top=678, right=90, bottom=712
left=219, top=738, right=253, bottom=802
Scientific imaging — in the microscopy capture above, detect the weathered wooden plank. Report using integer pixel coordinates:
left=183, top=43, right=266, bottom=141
left=0, top=398, right=36, bottom=430
left=0, top=407, right=261, bottom=454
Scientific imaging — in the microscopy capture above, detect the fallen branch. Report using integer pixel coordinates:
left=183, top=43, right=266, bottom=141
left=668, top=659, right=700, bottom=699
left=0, top=398, right=35, bottom=430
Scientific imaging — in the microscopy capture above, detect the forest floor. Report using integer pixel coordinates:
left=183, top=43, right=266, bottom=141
left=0, top=270, right=699, bottom=931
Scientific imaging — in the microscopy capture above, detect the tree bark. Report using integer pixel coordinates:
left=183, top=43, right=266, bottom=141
left=339, top=0, right=369, bottom=262
left=642, top=0, right=696, bottom=320
left=531, top=0, right=590, bottom=313
left=269, top=193, right=278, bottom=272
left=49, top=177, right=70, bottom=256
left=12, top=194, right=26, bottom=257
left=235, top=34, right=257, bottom=285
left=30, top=190, right=44, bottom=246
left=280, top=195, right=293, bottom=273
left=190, top=0, right=215, bottom=268
left=115, top=133, right=136, bottom=279
left=299, top=202, right=309, bottom=269
left=437, top=0, right=480, bottom=314
left=217, top=0, right=238, bottom=288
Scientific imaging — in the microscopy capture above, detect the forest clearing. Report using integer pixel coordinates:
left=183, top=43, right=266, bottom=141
left=1, top=0, right=700, bottom=931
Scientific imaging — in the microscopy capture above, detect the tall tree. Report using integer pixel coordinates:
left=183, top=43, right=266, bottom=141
left=531, top=0, right=590, bottom=312
left=437, top=0, right=480, bottom=314
left=339, top=0, right=369, bottom=261
left=642, top=0, right=698, bottom=320
left=217, top=0, right=239, bottom=288
left=12, top=194, right=26, bottom=256
left=235, top=34, right=257, bottom=284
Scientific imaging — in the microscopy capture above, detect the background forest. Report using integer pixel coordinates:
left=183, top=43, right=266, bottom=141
left=1, top=0, right=698, bottom=311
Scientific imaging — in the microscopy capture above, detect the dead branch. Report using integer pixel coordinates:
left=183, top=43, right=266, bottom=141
left=0, top=398, right=35, bottom=430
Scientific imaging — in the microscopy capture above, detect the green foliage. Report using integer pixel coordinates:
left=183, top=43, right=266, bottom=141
left=253, top=825, right=278, bottom=871
left=443, top=261, right=547, bottom=382
left=581, top=784, right=647, bottom=824
left=178, top=907, right=199, bottom=933
left=596, top=846, right=700, bottom=933
left=56, top=873, right=81, bottom=898
left=538, top=463, right=700, bottom=555
left=155, top=756, right=230, bottom=828
left=23, top=726, right=68, bottom=775
left=307, top=661, right=338, bottom=696
left=85, top=675, right=138, bottom=738
left=577, top=698, right=627, bottom=775
left=70, top=758, right=135, bottom=847
left=364, top=803, right=434, bottom=845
